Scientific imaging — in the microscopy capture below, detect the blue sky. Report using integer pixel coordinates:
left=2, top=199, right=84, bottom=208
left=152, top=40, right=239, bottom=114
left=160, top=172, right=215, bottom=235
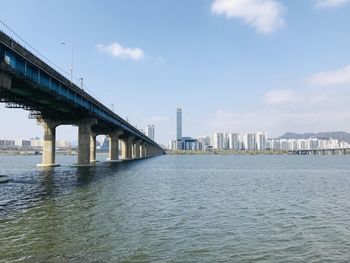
left=1, top=0, right=350, bottom=144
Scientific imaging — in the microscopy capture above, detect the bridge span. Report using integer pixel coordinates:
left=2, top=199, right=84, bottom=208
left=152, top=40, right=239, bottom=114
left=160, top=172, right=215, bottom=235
left=0, top=31, right=164, bottom=167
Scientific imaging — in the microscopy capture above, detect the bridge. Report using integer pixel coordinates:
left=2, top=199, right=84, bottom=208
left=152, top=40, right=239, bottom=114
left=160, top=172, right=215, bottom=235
left=0, top=31, right=164, bottom=167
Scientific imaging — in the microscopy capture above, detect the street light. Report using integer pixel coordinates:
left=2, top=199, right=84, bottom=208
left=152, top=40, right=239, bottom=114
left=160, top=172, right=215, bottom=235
left=60, top=42, right=73, bottom=85
left=79, top=77, right=84, bottom=91
left=107, top=88, right=116, bottom=112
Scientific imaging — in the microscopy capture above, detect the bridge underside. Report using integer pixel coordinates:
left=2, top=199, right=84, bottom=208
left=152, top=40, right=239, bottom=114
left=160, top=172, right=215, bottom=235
left=0, top=65, right=163, bottom=167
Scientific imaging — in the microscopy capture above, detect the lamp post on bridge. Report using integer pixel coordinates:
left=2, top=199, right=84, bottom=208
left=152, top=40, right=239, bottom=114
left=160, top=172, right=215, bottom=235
left=80, top=77, right=84, bottom=91
left=107, top=88, right=116, bottom=112
left=60, top=42, right=74, bottom=85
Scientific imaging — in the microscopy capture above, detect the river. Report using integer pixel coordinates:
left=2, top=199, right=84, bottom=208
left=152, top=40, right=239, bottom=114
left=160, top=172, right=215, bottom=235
left=1, top=155, right=350, bottom=262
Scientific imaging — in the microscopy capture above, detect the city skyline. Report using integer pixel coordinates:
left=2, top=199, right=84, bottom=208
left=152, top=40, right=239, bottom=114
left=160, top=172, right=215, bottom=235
left=1, top=1, right=350, bottom=145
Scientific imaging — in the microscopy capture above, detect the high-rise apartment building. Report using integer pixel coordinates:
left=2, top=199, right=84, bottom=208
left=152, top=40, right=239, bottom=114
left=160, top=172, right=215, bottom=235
left=198, top=136, right=211, bottom=150
left=213, top=132, right=224, bottom=150
left=229, top=133, right=241, bottom=150
left=246, top=133, right=256, bottom=150
left=176, top=108, right=182, bottom=150
left=256, top=132, right=267, bottom=150
left=146, top=125, right=155, bottom=141
left=169, top=139, right=177, bottom=150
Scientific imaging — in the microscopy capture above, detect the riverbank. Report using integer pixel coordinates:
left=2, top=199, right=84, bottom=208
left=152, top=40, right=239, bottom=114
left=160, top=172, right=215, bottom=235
left=0, top=150, right=41, bottom=156
left=166, top=150, right=290, bottom=155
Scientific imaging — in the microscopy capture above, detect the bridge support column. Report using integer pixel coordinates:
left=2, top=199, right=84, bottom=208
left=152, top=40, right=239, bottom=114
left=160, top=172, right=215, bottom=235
left=140, top=143, right=146, bottom=158
left=108, top=130, right=123, bottom=161
left=37, top=118, right=60, bottom=167
left=133, top=140, right=141, bottom=158
left=77, top=119, right=97, bottom=166
left=90, top=132, right=98, bottom=163
left=127, top=138, right=133, bottom=159
left=146, top=145, right=152, bottom=157
left=121, top=136, right=133, bottom=160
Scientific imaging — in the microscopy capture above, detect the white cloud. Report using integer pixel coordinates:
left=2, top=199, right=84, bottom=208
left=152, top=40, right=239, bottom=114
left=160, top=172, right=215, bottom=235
left=315, top=0, right=350, bottom=7
left=264, top=89, right=299, bottom=104
left=211, top=0, right=285, bottom=33
left=308, top=65, right=350, bottom=86
left=96, top=42, right=144, bottom=61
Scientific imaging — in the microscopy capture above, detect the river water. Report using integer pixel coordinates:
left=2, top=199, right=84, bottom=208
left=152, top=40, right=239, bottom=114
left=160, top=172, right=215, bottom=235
left=1, top=154, right=350, bottom=262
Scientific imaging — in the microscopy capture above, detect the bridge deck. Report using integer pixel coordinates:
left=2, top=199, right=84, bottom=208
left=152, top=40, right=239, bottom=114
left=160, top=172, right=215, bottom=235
left=0, top=31, right=160, bottom=149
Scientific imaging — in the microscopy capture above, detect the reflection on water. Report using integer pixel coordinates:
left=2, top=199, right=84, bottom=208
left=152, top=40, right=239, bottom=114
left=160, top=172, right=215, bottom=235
left=1, top=154, right=350, bottom=262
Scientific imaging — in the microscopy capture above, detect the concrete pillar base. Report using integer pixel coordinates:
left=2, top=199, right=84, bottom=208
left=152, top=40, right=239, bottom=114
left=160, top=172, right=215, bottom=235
left=37, top=164, right=61, bottom=168
left=37, top=118, right=61, bottom=167
left=71, top=163, right=96, bottom=167
left=106, top=158, right=122, bottom=163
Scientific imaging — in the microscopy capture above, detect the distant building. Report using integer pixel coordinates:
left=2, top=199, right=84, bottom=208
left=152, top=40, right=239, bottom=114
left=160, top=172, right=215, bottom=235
left=169, top=139, right=177, bottom=151
left=256, top=132, right=267, bottom=150
left=266, top=137, right=349, bottom=151
left=100, top=136, right=110, bottom=152
left=198, top=136, right=211, bottom=151
left=246, top=133, right=256, bottom=150
left=146, top=125, right=155, bottom=141
left=21, top=140, right=31, bottom=149
left=176, top=108, right=182, bottom=150
left=213, top=132, right=224, bottom=150
left=228, top=133, right=240, bottom=150
left=181, top=137, right=199, bottom=151
left=56, top=140, right=71, bottom=148
left=0, top=140, right=15, bottom=150
left=30, top=137, right=43, bottom=147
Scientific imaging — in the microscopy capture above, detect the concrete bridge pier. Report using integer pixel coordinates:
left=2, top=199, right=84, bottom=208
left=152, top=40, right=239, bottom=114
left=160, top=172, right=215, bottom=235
left=90, top=132, right=98, bottom=163
left=140, top=142, right=147, bottom=158
left=77, top=119, right=97, bottom=166
left=149, top=145, right=156, bottom=157
left=108, top=130, right=123, bottom=162
left=133, top=140, right=141, bottom=159
left=37, top=118, right=61, bottom=167
left=146, top=145, right=152, bottom=157
left=121, top=136, right=133, bottom=160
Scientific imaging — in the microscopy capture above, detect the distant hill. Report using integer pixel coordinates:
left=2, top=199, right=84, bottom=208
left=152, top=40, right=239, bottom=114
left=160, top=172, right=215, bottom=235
left=278, top=132, right=350, bottom=143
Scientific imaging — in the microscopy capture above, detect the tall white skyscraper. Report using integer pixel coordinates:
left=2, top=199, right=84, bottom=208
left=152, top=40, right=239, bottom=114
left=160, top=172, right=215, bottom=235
left=229, top=133, right=240, bottom=150
left=256, top=132, right=267, bottom=150
left=146, top=125, right=155, bottom=141
left=169, top=139, right=177, bottom=150
left=176, top=108, right=182, bottom=150
left=213, top=132, right=224, bottom=150
left=246, top=133, right=256, bottom=150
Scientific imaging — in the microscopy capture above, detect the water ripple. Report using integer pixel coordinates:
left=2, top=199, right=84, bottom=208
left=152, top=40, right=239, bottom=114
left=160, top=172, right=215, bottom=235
left=1, top=155, right=350, bottom=262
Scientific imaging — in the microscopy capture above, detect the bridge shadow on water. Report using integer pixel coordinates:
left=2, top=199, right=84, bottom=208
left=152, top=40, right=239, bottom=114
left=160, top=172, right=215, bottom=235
left=0, top=158, right=151, bottom=218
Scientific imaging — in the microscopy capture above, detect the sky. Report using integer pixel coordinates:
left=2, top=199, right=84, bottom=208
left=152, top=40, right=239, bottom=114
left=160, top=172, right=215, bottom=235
left=1, top=0, right=350, bottom=145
